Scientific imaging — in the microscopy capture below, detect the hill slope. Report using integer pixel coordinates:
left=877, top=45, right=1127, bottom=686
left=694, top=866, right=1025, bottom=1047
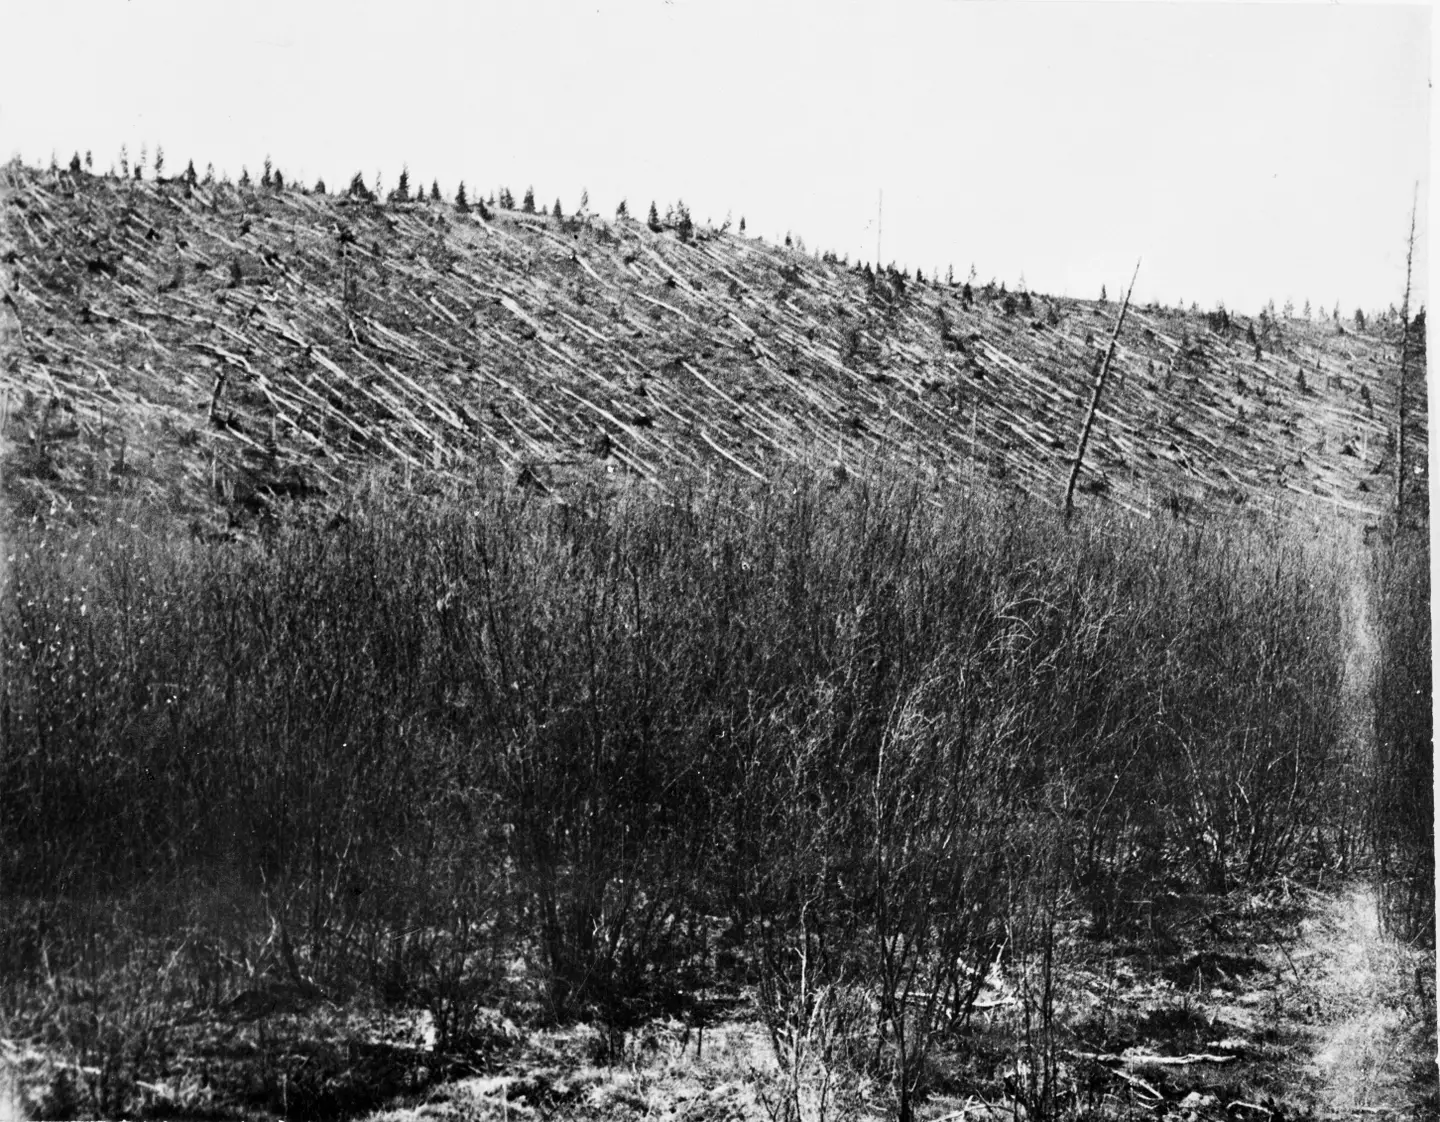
left=0, top=162, right=1427, bottom=528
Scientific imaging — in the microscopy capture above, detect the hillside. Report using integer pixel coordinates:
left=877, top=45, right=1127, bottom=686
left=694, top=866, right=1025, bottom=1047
left=0, top=161, right=1426, bottom=530
left=2, top=161, right=1436, bottom=1122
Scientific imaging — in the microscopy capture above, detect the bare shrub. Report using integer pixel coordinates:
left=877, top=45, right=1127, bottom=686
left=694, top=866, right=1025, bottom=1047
left=1369, top=531, right=1433, bottom=943
left=2, top=467, right=1360, bottom=1108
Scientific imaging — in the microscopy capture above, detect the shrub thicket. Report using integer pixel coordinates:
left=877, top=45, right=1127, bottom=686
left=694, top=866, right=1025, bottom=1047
left=1369, top=531, right=1434, bottom=943
left=0, top=468, right=1374, bottom=1114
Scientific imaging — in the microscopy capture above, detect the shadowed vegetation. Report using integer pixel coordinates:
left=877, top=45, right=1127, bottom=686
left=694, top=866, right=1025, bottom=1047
left=2, top=467, right=1377, bottom=1119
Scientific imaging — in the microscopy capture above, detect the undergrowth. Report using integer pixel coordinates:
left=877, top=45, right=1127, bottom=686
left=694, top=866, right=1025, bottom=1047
left=1369, top=528, right=1434, bottom=945
left=0, top=466, right=1384, bottom=1118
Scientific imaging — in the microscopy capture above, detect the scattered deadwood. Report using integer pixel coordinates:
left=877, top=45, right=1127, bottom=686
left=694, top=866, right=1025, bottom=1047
left=1069, top=1048, right=1238, bottom=1066
left=0, top=163, right=1423, bottom=527
left=1110, top=1068, right=1163, bottom=1100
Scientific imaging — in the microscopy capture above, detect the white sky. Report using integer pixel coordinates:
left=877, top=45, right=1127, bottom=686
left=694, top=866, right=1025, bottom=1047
left=0, top=1, right=1431, bottom=315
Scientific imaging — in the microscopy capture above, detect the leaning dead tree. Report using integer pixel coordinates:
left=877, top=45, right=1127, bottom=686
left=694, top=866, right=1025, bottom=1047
left=1064, top=259, right=1141, bottom=522
left=1396, top=187, right=1417, bottom=525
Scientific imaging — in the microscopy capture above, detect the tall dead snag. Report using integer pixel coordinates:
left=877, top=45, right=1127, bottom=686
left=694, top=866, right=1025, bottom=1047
left=1064, top=259, right=1140, bottom=523
left=1396, top=187, right=1417, bottom=524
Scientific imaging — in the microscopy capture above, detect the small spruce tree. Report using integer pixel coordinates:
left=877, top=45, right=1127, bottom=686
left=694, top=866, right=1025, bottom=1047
left=261, top=156, right=273, bottom=189
left=183, top=159, right=198, bottom=187
left=68, top=152, right=82, bottom=175
left=499, top=186, right=514, bottom=209
left=273, top=168, right=284, bottom=192
left=739, top=216, right=746, bottom=235
left=314, top=177, right=326, bottom=194
left=119, top=144, right=129, bottom=178
left=431, top=180, right=441, bottom=202
left=579, top=187, right=589, bottom=213
left=1100, top=284, right=1108, bottom=302
left=553, top=197, right=563, bottom=219
left=456, top=181, right=471, bottom=213
left=394, top=166, right=410, bottom=202
left=154, top=145, right=164, bottom=178
left=1355, top=308, right=1365, bottom=329
left=676, top=201, right=693, bottom=242
left=203, top=163, right=214, bottom=186
left=477, top=195, right=492, bottom=220
left=84, top=150, right=93, bottom=170
left=647, top=201, right=661, bottom=231
left=239, top=165, right=251, bottom=188
left=616, top=198, right=629, bottom=219
left=349, top=171, right=374, bottom=201
left=522, top=186, right=536, bottom=213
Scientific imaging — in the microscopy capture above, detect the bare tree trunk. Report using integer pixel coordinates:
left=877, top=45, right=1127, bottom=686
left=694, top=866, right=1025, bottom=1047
left=1064, top=260, right=1141, bottom=523
left=1396, top=187, right=1416, bottom=525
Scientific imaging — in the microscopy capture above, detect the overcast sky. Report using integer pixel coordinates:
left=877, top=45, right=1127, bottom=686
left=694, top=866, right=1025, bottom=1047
left=1, top=2, right=1431, bottom=316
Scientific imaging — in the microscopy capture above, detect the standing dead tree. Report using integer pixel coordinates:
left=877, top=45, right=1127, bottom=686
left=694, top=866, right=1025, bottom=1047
left=1396, top=187, right=1417, bottom=525
left=1064, top=260, right=1140, bottom=522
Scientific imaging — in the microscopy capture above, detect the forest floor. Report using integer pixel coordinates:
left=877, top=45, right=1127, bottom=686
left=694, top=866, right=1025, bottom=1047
left=354, top=881, right=1437, bottom=1122
left=7, top=877, right=1428, bottom=1121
